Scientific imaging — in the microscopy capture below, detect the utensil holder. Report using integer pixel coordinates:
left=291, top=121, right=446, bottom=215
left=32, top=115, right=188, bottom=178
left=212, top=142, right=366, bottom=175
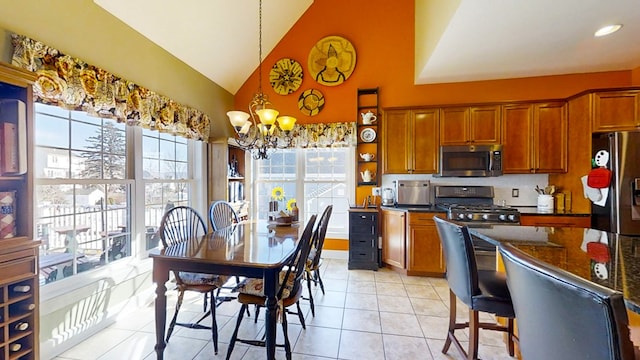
left=537, top=194, right=554, bottom=212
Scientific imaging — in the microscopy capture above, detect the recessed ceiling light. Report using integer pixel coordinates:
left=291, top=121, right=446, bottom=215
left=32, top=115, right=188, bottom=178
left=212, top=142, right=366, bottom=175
left=594, top=24, right=623, bottom=37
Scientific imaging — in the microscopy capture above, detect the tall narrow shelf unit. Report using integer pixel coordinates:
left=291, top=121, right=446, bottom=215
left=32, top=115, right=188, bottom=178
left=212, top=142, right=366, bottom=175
left=355, top=87, right=380, bottom=207
left=227, top=145, right=248, bottom=220
left=0, top=62, right=39, bottom=360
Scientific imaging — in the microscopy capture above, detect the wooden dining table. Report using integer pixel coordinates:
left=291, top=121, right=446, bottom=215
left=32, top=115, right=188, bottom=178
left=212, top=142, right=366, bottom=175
left=149, top=220, right=303, bottom=360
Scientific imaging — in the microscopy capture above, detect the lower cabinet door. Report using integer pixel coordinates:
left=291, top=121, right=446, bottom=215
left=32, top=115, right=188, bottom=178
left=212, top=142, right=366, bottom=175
left=407, top=223, right=445, bottom=275
left=381, top=210, right=405, bottom=269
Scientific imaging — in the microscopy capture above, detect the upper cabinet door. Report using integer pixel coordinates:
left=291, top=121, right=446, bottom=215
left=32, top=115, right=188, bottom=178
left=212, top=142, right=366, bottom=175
left=411, top=109, right=439, bottom=174
left=469, top=105, right=501, bottom=144
left=502, top=104, right=534, bottom=173
left=535, top=102, right=567, bottom=173
left=440, top=105, right=500, bottom=145
left=592, top=90, right=640, bottom=132
left=439, top=107, right=468, bottom=145
left=382, top=109, right=411, bottom=173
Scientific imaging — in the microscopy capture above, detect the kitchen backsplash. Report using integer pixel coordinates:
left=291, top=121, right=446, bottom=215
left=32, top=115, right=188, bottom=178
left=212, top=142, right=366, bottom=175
left=381, top=173, right=549, bottom=207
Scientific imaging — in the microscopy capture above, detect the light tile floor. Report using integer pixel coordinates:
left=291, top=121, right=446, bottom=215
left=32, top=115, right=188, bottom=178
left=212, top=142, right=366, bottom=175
left=54, top=258, right=516, bottom=360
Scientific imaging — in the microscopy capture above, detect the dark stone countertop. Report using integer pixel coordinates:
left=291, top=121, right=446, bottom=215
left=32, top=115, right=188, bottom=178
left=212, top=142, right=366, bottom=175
left=468, top=225, right=640, bottom=314
left=381, top=205, right=590, bottom=217
left=380, top=205, right=443, bottom=213
left=514, top=206, right=590, bottom=217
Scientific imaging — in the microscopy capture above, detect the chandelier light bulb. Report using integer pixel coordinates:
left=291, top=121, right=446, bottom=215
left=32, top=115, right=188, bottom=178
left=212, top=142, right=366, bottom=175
left=227, top=111, right=250, bottom=128
left=239, top=121, right=252, bottom=135
left=278, top=116, right=297, bottom=131
left=256, top=108, right=279, bottom=125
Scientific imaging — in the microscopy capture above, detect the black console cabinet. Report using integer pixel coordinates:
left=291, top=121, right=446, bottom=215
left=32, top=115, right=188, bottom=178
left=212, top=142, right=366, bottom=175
left=348, top=210, right=379, bottom=270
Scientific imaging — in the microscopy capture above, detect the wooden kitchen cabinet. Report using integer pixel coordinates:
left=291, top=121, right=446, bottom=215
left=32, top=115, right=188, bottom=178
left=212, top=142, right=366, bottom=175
left=381, top=210, right=446, bottom=276
left=502, top=101, right=567, bottom=173
left=0, top=238, right=40, bottom=360
left=520, top=215, right=590, bottom=228
left=440, top=105, right=501, bottom=145
left=0, top=62, right=39, bottom=360
left=407, top=212, right=446, bottom=276
left=382, top=108, right=439, bottom=174
left=381, top=209, right=406, bottom=270
left=592, top=89, right=640, bottom=132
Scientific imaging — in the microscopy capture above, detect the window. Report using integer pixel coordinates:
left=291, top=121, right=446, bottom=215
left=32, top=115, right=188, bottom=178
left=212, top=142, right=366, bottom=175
left=34, top=104, right=131, bottom=284
left=253, top=147, right=353, bottom=238
left=142, top=129, right=193, bottom=250
left=34, top=103, right=198, bottom=285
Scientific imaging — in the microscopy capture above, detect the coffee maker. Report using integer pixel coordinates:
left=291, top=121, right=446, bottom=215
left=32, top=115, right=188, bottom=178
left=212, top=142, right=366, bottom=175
left=382, top=187, right=395, bottom=206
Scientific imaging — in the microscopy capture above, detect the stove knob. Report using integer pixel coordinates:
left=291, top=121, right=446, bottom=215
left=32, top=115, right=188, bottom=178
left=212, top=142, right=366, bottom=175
left=457, top=213, right=466, bottom=220
left=508, top=214, right=517, bottom=221
left=498, top=214, right=507, bottom=221
left=467, top=213, right=474, bottom=220
left=482, top=214, right=490, bottom=220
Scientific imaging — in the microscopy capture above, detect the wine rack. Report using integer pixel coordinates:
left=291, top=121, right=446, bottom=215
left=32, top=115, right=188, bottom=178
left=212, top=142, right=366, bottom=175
left=0, top=238, right=39, bottom=360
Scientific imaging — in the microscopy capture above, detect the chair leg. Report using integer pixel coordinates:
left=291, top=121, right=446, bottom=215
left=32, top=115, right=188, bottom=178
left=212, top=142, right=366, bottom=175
left=442, top=290, right=456, bottom=354
left=225, top=303, right=248, bottom=360
left=210, top=290, right=219, bottom=355
left=468, top=310, right=480, bottom=360
left=166, top=290, right=185, bottom=343
left=296, top=301, right=306, bottom=330
left=507, top=317, right=515, bottom=356
left=315, top=269, right=325, bottom=295
left=203, top=293, right=208, bottom=312
left=254, top=304, right=260, bottom=323
left=281, top=312, right=292, bottom=360
left=306, top=271, right=315, bottom=317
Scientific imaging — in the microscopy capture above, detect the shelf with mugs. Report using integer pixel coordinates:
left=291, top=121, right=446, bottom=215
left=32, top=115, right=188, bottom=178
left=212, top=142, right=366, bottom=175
left=355, top=88, right=380, bottom=206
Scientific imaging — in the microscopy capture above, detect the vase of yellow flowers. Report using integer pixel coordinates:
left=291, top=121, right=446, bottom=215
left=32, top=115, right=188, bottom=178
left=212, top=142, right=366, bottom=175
left=270, top=186, right=297, bottom=220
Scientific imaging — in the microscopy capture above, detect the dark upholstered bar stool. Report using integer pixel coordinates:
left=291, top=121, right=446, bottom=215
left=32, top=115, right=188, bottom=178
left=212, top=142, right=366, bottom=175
left=500, top=242, right=637, bottom=360
left=433, top=216, right=516, bottom=360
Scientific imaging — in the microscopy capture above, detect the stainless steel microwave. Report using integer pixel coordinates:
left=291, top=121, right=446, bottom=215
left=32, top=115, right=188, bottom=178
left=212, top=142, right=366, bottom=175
left=438, top=144, right=503, bottom=177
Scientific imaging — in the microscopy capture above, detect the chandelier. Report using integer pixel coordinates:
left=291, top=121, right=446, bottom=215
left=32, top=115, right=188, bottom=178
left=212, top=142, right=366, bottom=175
left=227, top=0, right=296, bottom=160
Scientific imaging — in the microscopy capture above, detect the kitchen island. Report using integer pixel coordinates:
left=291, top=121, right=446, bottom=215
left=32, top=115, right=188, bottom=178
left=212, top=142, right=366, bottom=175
left=469, top=225, right=640, bottom=313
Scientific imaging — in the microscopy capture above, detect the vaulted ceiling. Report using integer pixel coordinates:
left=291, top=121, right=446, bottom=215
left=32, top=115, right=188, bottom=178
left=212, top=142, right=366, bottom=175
left=95, top=0, right=640, bottom=94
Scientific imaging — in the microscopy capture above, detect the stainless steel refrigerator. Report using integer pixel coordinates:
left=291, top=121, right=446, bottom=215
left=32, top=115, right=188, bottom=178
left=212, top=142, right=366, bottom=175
left=591, top=131, right=640, bottom=235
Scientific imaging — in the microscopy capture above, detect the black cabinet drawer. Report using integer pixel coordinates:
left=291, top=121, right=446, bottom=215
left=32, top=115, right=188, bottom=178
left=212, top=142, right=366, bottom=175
left=350, top=213, right=377, bottom=226
left=350, top=236, right=376, bottom=250
left=349, top=224, right=376, bottom=235
left=349, top=249, right=376, bottom=262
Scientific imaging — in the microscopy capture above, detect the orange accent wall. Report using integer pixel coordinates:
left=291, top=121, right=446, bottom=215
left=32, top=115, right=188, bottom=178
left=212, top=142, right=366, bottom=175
left=234, top=0, right=634, bottom=122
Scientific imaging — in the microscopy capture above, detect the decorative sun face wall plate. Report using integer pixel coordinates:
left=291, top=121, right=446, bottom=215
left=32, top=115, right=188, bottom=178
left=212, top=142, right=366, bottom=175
left=308, top=35, right=356, bottom=86
left=269, top=58, right=303, bottom=95
left=298, top=89, right=325, bottom=116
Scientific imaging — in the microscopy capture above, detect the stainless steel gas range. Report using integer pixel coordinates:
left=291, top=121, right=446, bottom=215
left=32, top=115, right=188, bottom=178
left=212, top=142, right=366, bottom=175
left=434, top=185, right=520, bottom=225
left=433, top=185, right=520, bottom=270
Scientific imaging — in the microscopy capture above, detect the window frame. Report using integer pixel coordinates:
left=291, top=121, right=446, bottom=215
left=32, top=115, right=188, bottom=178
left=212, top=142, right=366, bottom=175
left=250, top=146, right=355, bottom=239
left=33, top=102, right=204, bottom=289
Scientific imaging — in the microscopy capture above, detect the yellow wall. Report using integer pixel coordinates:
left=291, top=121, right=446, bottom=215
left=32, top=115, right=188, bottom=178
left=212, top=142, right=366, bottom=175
left=235, top=0, right=634, bottom=122
left=0, top=0, right=235, bottom=140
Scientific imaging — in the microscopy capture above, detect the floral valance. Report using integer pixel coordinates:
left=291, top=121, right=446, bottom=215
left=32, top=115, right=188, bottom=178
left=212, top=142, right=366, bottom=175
left=288, top=122, right=356, bottom=148
left=10, top=33, right=210, bottom=141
